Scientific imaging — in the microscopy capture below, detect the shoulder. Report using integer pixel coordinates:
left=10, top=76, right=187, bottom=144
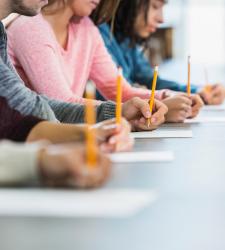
left=98, top=23, right=110, bottom=35
left=7, top=14, right=53, bottom=44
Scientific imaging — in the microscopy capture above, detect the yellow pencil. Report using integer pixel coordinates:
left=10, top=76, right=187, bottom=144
left=187, top=56, right=191, bottom=96
left=116, top=67, right=123, bottom=124
left=147, top=66, right=159, bottom=127
left=203, top=66, right=212, bottom=93
left=85, top=81, right=97, bottom=168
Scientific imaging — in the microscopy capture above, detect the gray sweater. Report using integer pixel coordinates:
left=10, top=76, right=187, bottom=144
left=0, top=21, right=116, bottom=123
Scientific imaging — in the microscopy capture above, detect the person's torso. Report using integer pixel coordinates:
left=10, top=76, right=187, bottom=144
left=6, top=14, right=99, bottom=98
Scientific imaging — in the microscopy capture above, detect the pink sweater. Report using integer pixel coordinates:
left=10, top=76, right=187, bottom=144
left=7, top=14, right=163, bottom=104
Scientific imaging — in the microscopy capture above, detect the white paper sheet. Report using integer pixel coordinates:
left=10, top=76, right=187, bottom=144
left=110, top=151, right=174, bottom=163
left=132, top=129, right=193, bottom=139
left=0, top=189, right=157, bottom=218
left=202, top=104, right=225, bottom=111
left=185, top=116, right=225, bottom=123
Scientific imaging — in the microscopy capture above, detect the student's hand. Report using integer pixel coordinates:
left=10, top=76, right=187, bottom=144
left=92, top=118, right=134, bottom=153
left=188, top=94, right=204, bottom=118
left=27, top=119, right=133, bottom=152
left=162, top=95, right=192, bottom=123
left=122, top=97, right=168, bottom=131
left=38, top=144, right=111, bottom=188
left=199, top=84, right=225, bottom=105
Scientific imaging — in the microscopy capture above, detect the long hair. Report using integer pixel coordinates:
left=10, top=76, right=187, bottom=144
left=42, top=0, right=120, bottom=25
left=91, top=0, right=120, bottom=25
left=112, top=0, right=166, bottom=48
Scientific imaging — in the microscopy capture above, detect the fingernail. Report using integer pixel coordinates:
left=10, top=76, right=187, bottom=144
left=109, top=137, right=116, bottom=144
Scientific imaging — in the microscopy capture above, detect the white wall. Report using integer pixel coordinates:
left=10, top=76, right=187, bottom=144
left=163, top=0, right=225, bottom=65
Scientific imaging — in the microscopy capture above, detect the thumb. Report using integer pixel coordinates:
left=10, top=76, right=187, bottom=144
left=133, top=98, right=152, bottom=119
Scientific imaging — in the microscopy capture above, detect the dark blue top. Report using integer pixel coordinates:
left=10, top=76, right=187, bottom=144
left=97, top=23, right=198, bottom=100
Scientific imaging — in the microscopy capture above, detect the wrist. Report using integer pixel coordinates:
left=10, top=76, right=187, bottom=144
left=37, top=146, right=49, bottom=181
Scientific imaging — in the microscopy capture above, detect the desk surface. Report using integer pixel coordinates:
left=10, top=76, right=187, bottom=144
left=1, top=62, right=225, bottom=250
left=1, top=110, right=225, bottom=250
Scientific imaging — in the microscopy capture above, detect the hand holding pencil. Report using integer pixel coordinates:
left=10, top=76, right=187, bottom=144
left=121, top=97, right=168, bottom=132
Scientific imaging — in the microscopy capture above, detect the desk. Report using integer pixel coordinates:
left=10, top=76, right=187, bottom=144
left=0, top=61, right=225, bottom=250
left=1, top=109, right=225, bottom=250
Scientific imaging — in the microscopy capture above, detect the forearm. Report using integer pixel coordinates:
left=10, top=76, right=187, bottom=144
left=27, top=121, right=86, bottom=144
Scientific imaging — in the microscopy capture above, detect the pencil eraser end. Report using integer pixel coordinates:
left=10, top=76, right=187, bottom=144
left=86, top=81, right=96, bottom=94
left=118, top=67, right=123, bottom=76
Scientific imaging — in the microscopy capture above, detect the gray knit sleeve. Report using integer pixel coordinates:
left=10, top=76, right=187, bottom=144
left=47, top=97, right=116, bottom=123
left=0, top=56, right=58, bottom=121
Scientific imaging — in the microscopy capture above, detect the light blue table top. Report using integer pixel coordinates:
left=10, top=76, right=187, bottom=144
left=1, top=110, right=225, bottom=250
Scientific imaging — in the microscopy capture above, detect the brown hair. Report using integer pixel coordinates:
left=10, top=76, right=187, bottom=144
left=91, top=0, right=120, bottom=24
left=42, top=0, right=120, bottom=25
left=112, top=0, right=167, bottom=47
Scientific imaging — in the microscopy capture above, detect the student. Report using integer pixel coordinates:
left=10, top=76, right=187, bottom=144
left=6, top=0, right=201, bottom=124
left=98, top=0, right=225, bottom=105
left=0, top=0, right=168, bottom=134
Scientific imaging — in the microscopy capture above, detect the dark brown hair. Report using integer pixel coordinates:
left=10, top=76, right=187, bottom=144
left=42, top=0, right=120, bottom=25
left=112, top=0, right=167, bottom=47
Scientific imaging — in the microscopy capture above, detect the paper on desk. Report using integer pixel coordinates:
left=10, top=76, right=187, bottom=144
left=202, top=104, right=225, bottom=111
left=132, top=129, right=193, bottom=139
left=110, top=151, right=174, bottom=163
left=185, top=116, right=225, bottom=123
left=0, top=189, right=158, bottom=218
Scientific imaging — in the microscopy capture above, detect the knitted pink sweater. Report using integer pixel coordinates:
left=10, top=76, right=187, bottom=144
left=7, top=14, right=163, bottom=104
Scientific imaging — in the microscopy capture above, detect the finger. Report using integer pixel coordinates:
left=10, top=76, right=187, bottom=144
left=192, top=96, right=204, bottom=108
left=179, top=110, right=190, bottom=119
left=98, top=124, right=121, bottom=142
left=181, top=103, right=192, bottom=113
left=133, top=98, right=152, bottom=119
left=100, top=142, right=116, bottom=153
left=211, top=96, right=224, bottom=105
left=200, top=91, right=211, bottom=104
left=151, top=101, right=167, bottom=125
left=74, top=154, right=111, bottom=188
left=88, top=154, right=111, bottom=187
left=108, top=119, right=131, bottom=144
left=150, top=112, right=165, bottom=126
left=135, top=120, right=159, bottom=131
left=116, top=136, right=134, bottom=152
left=180, top=95, right=193, bottom=106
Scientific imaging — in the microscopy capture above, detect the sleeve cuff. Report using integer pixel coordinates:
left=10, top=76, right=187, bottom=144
left=97, top=101, right=116, bottom=121
left=0, top=141, right=46, bottom=185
